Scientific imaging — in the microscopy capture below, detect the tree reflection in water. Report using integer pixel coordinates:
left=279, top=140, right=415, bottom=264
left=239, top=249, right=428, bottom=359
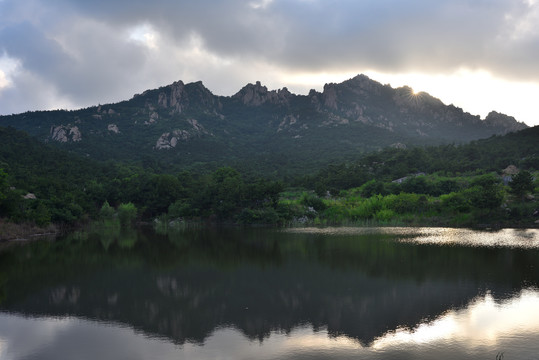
left=0, top=226, right=538, bottom=350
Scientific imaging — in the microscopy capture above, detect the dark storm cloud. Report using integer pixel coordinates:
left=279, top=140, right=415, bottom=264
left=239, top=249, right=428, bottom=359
left=0, top=0, right=538, bottom=114
left=46, top=0, right=539, bottom=78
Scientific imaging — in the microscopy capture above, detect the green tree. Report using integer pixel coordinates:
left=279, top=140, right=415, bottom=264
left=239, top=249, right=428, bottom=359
left=99, top=201, right=115, bottom=219
left=28, top=201, right=52, bottom=226
left=468, top=174, right=504, bottom=210
left=206, top=167, right=245, bottom=218
left=509, top=170, right=534, bottom=200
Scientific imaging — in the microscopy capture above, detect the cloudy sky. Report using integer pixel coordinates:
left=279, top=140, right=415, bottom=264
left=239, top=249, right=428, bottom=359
left=1, top=0, right=538, bottom=126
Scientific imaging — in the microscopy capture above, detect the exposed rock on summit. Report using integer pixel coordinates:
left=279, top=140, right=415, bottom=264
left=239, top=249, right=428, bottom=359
left=484, top=111, right=528, bottom=134
left=157, top=81, right=221, bottom=115
left=233, top=81, right=292, bottom=106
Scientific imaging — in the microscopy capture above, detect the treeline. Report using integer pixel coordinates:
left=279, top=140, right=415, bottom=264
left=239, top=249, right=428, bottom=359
left=1, top=125, right=538, bottom=230
left=297, top=126, right=539, bottom=195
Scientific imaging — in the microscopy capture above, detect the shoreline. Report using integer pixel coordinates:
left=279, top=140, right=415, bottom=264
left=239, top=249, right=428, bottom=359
left=0, top=219, right=59, bottom=242
left=1, top=217, right=537, bottom=243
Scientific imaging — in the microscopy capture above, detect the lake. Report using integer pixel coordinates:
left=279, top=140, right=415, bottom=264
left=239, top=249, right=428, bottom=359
left=0, top=226, right=538, bottom=359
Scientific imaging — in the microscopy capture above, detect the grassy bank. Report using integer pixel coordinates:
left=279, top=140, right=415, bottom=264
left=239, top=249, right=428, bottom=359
left=276, top=186, right=538, bottom=229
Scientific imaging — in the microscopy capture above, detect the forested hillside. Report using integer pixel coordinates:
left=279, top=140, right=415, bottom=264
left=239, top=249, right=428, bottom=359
left=1, top=124, right=537, bottom=235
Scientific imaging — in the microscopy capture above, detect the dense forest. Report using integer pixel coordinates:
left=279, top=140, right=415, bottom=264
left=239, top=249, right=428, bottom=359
left=1, top=125, right=538, bottom=239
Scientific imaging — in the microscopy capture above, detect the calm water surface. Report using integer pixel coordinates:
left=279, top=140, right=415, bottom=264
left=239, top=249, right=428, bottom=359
left=0, top=226, right=538, bottom=359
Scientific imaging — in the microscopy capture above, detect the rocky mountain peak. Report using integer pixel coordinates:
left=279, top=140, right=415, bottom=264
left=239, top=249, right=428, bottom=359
left=320, top=74, right=387, bottom=111
left=343, top=74, right=385, bottom=94
left=156, top=80, right=220, bottom=114
left=233, top=81, right=292, bottom=106
left=157, top=80, right=185, bottom=112
left=1, top=73, right=531, bottom=167
left=484, top=111, right=528, bottom=133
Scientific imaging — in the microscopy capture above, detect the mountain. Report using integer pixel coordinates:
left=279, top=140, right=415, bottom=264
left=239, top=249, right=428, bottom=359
left=0, top=74, right=527, bottom=173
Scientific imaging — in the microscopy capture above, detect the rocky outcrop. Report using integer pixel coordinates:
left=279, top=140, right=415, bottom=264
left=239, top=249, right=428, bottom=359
left=502, top=165, right=519, bottom=175
left=50, top=125, right=82, bottom=142
left=157, top=80, right=185, bottom=113
left=484, top=111, right=528, bottom=134
left=233, top=81, right=292, bottom=106
left=23, top=193, right=36, bottom=199
left=145, top=111, right=159, bottom=125
left=277, top=114, right=298, bottom=132
left=155, top=130, right=194, bottom=149
left=155, top=119, right=212, bottom=149
left=107, top=124, right=120, bottom=133
left=157, top=81, right=221, bottom=115
left=322, top=84, right=338, bottom=109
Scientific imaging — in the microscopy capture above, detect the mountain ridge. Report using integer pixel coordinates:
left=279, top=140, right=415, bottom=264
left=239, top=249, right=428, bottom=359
left=0, top=74, right=528, bottom=172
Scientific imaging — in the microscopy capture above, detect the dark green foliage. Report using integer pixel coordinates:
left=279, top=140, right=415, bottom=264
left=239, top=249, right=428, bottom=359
left=0, top=120, right=537, bottom=227
left=401, top=176, right=432, bottom=195
left=168, top=200, right=192, bottom=218
left=383, top=193, right=429, bottom=214
left=99, top=201, right=115, bottom=219
left=440, top=192, right=471, bottom=213
left=0, top=168, right=7, bottom=201
left=27, top=201, right=52, bottom=227
left=117, top=203, right=137, bottom=227
left=299, top=193, right=327, bottom=212
left=509, top=170, right=534, bottom=199
left=467, top=174, right=504, bottom=210
left=359, top=180, right=388, bottom=197
left=236, top=207, right=280, bottom=224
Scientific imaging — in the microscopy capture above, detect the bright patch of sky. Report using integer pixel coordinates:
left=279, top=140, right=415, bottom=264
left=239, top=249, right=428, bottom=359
left=363, top=69, right=539, bottom=124
left=0, top=53, right=19, bottom=90
left=128, top=24, right=158, bottom=49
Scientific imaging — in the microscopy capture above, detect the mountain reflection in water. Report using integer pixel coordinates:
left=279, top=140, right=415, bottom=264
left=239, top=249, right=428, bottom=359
left=0, top=226, right=538, bottom=359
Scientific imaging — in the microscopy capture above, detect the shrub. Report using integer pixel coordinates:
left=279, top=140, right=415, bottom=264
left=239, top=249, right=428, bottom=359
left=375, top=209, right=395, bottom=222
left=349, top=195, right=383, bottom=220
left=440, top=192, right=471, bottom=213
left=300, top=193, right=327, bottom=212
left=236, top=207, right=280, bottom=224
left=117, top=202, right=137, bottom=227
left=99, top=201, right=115, bottom=219
left=168, top=200, right=191, bottom=218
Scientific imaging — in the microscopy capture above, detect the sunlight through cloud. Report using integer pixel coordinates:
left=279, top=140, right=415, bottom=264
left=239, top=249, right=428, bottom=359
left=362, top=69, right=539, bottom=126
left=128, top=24, right=158, bottom=49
